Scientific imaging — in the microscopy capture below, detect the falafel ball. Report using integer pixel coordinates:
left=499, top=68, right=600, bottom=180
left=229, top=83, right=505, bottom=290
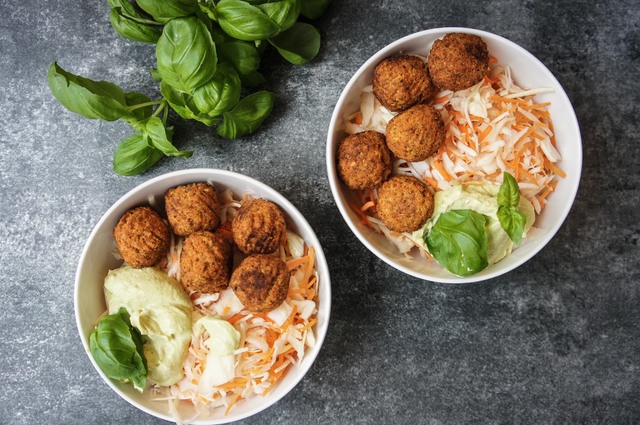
left=427, top=33, right=489, bottom=92
left=377, top=175, right=434, bottom=233
left=113, top=206, right=171, bottom=268
left=164, top=183, right=221, bottom=236
left=232, top=198, right=287, bottom=255
left=229, top=254, right=290, bottom=313
left=385, top=104, right=445, bottom=162
left=337, top=130, right=392, bottom=190
left=372, top=55, right=436, bottom=112
left=180, top=231, right=232, bottom=294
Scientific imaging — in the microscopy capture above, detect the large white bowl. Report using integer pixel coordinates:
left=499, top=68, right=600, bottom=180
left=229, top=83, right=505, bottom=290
left=75, top=169, right=331, bottom=423
left=326, top=28, right=582, bottom=283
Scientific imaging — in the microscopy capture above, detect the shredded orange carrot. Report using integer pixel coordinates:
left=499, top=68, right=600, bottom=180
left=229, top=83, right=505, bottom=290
left=478, top=125, right=493, bottom=143
left=544, top=158, right=566, bottom=178
left=349, top=202, right=370, bottom=226
left=360, top=200, right=375, bottom=212
left=424, top=176, right=439, bottom=189
left=301, top=317, right=318, bottom=332
left=282, top=305, right=298, bottom=331
left=432, top=160, right=453, bottom=181
left=225, top=394, right=240, bottom=415
left=215, top=226, right=234, bottom=240
left=286, top=256, right=309, bottom=270
left=301, top=247, right=315, bottom=288
left=433, top=95, right=450, bottom=104
left=227, top=313, right=246, bottom=325
left=306, top=288, right=316, bottom=301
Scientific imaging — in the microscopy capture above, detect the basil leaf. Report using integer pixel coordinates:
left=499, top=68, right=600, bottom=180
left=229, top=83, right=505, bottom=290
left=217, top=91, right=275, bottom=138
left=150, top=68, right=162, bottom=82
left=193, top=63, right=241, bottom=117
left=426, top=209, right=489, bottom=276
left=300, top=0, right=331, bottom=19
left=497, top=205, right=526, bottom=246
left=89, top=307, right=147, bottom=391
left=257, top=0, right=300, bottom=32
left=160, top=81, right=219, bottom=126
left=144, top=116, right=193, bottom=157
left=497, top=172, right=527, bottom=245
left=216, top=0, right=280, bottom=41
left=268, top=22, right=320, bottom=65
left=109, top=7, right=161, bottom=44
left=198, top=0, right=217, bottom=20
left=217, top=41, right=261, bottom=75
left=124, top=92, right=154, bottom=124
left=135, top=0, right=199, bottom=23
left=48, top=62, right=131, bottom=121
left=498, top=172, right=520, bottom=208
left=156, top=17, right=217, bottom=93
left=108, top=0, right=149, bottom=20
left=113, top=133, right=164, bottom=176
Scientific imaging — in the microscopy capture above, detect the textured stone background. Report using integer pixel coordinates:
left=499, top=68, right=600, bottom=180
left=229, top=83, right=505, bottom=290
left=1, top=0, right=639, bottom=424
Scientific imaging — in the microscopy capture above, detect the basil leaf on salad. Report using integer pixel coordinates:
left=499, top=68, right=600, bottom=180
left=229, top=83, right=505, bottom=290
left=497, top=172, right=527, bottom=245
left=426, top=209, right=489, bottom=276
left=89, top=307, right=147, bottom=392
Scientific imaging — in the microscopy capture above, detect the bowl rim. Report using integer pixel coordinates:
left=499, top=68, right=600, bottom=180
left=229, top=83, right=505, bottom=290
left=74, top=168, right=332, bottom=423
left=326, top=27, right=582, bottom=284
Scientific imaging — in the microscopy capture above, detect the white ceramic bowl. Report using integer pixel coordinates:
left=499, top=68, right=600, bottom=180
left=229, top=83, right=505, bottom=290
left=75, top=169, right=331, bottom=423
left=326, top=27, right=582, bottom=283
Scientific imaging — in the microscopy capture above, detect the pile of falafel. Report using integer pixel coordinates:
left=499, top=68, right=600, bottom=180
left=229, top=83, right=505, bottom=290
left=113, top=182, right=292, bottom=313
left=337, top=32, right=489, bottom=234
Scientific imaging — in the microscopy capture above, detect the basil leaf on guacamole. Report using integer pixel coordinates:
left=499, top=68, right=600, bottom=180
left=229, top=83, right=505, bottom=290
left=89, top=307, right=147, bottom=392
left=497, top=172, right=527, bottom=245
left=426, top=209, right=489, bottom=276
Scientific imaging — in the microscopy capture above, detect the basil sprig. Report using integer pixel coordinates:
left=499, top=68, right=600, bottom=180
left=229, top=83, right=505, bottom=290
left=89, top=308, right=147, bottom=392
left=497, top=172, right=527, bottom=245
left=426, top=209, right=490, bottom=276
left=48, top=0, right=330, bottom=175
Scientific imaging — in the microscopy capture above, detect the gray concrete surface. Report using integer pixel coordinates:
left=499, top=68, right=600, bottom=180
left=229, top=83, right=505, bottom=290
left=1, top=0, right=639, bottom=424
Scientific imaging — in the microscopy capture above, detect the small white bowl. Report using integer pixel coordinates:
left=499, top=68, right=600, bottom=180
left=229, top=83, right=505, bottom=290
left=75, top=169, right=331, bottom=423
left=326, top=28, right=582, bottom=283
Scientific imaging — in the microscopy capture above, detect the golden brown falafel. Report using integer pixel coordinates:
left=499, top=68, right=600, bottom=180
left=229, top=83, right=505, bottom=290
left=180, top=231, right=232, bottom=295
left=377, top=175, right=434, bottom=233
left=385, top=104, right=445, bottom=162
left=229, top=254, right=290, bottom=313
left=232, top=198, right=287, bottom=255
left=165, top=182, right=221, bottom=236
left=337, top=130, right=392, bottom=190
left=113, top=206, right=171, bottom=268
left=427, top=33, right=489, bottom=92
left=372, top=55, right=436, bottom=112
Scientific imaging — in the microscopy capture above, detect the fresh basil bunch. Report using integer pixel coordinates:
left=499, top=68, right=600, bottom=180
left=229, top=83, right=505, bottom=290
left=48, top=0, right=330, bottom=175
